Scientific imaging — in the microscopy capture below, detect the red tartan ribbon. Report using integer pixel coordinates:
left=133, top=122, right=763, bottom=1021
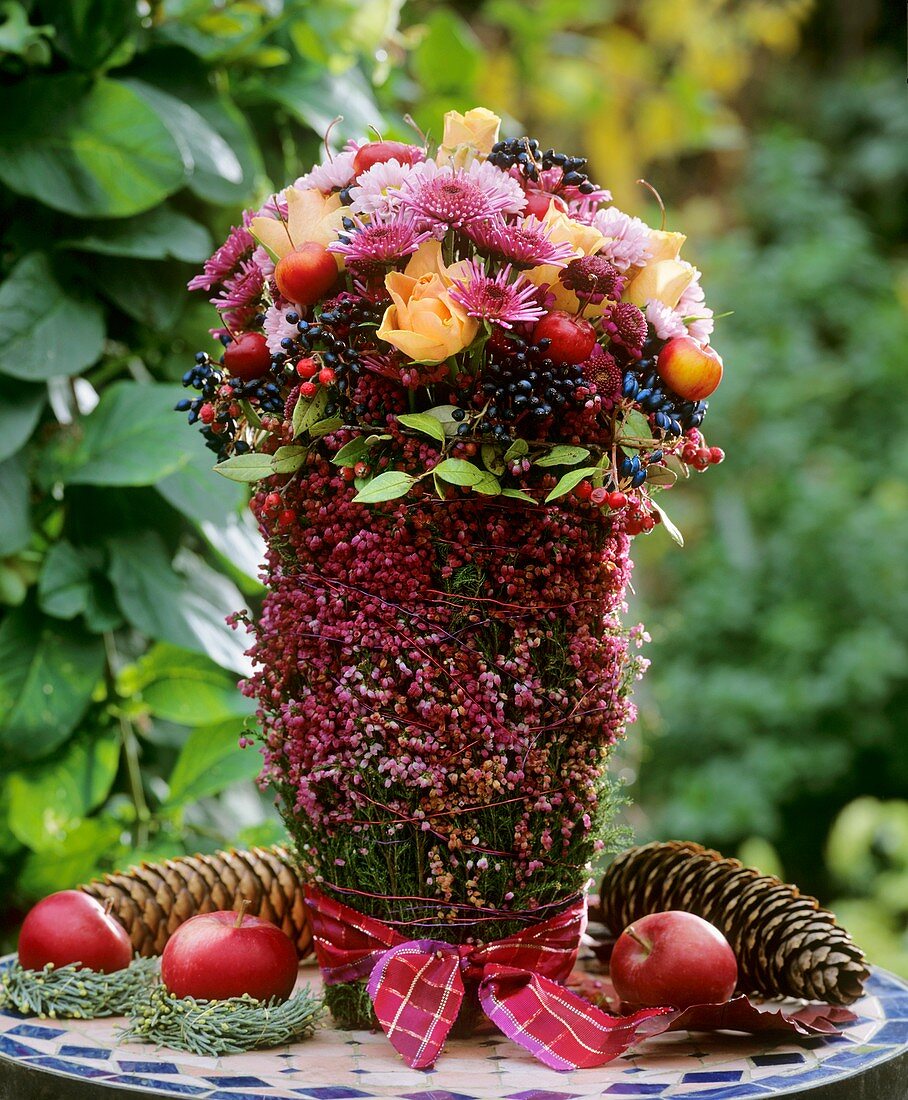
left=304, top=886, right=670, bottom=1071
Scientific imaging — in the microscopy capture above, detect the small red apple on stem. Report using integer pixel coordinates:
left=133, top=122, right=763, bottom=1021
left=18, top=891, right=133, bottom=973
left=523, top=191, right=568, bottom=219
left=275, top=242, right=339, bottom=307
left=656, top=335, right=723, bottom=401
left=532, top=310, right=597, bottom=365
left=610, top=910, right=738, bottom=1009
left=161, top=900, right=299, bottom=1002
left=223, top=331, right=271, bottom=381
left=352, top=141, right=424, bottom=176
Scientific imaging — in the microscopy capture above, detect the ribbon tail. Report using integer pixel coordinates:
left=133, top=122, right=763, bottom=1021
left=479, top=965, right=672, bottom=1072
left=367, top=941, right=466, bottom=1070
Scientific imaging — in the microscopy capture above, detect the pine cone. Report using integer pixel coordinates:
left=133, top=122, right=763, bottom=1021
left=80, top=846, right=312, bottom=959
left=599, top=840, right=868, bottom=1005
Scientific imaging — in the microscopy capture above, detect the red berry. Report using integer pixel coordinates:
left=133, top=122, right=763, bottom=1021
left=626, top=518, right=643, bottom=535
left=223, top=331, right=271, bottom=382
left=607, top=491, right=628, bottom=510
left=299, top=381, right=317, bottom=398
left=709, top=446, right=725, bottom=464
left=318, top=367, right=336, bottom=386
left=275, top=242, right=338, bottom=307
left=532, top=310, right=597, bottom=365
left=264, top=491, right=281, bottom=511
left=641, top=514, right=656, bottom=532
left=353, top=461, right=369, bottom=478
left=590, top=487, right=608, bottom=505
left=573, top=481, right=593, bottom=501
left=278, top=509, right=295, bottom=527
left=199, top=402, right=215, bottom=424
left=681, top=443, right=699, bottom=463
left=296, top=358, right=318, bottom=379
left=353, top=141, right=424, bottom=176
left=341, top=466, right=356, bottom=481
left=694, top=447, right=711, bottom=470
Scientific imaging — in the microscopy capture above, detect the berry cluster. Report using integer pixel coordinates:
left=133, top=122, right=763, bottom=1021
left=622, top=345, right=708, bottom=436
left=487, top=137, right=599, bottom=194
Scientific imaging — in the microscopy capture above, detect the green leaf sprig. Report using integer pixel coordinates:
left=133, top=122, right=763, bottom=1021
left=0, top=957, right=159, bottom=1019
left=123, top=984, right=325, bottom=1056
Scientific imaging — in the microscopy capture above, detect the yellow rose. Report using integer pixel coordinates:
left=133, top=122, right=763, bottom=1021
left=249, top=187, right=346, bottom=265
left=377, top=268, right=478, bottom=363
left=646, top=229, right=687, bottom=263
left=437, top=107, right=502, bottom=168
left=624, top=259, right=694, bottom=309
left=524, top=207, right=607, bottom=312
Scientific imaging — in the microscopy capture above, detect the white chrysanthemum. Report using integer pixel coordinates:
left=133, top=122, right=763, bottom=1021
left=591, top=207, right=652, bottom=271
left=348, top=158, right=417, bottom=216
left=263, top=303, right=299, bottom=356
left=294, top=150, right=357, bottom=193
left=645, top=299, right=687, bottom=341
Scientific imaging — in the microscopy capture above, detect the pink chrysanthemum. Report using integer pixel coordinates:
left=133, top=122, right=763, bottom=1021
left=449, top=261, right=545, bottom=329
left=527, top=168, right=611, bottom=224
left=676, top=266, right=715, bottom=343
left=187, top=217, right=254, bottom=292
left=263, top=303, right=300, bottom=356
left=560, top=255, right=625, bottom=302
left=603, top=301, right=648, bottom=355
left=466, top=214, right=575, bottom=270
left=644, top=299, right=687, bottom=341
left=400, top=160, right=526, bottom=231
left=294, top=150, right=357, bottom=193
left=592, top=207, right=652, bottom=271
left=328, top=214, right=432, bottom=277
left=348, top=159, right=415, bottom=217
left=211, top=259, right=265, bottom=330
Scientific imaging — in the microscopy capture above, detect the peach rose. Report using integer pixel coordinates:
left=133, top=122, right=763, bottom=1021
left=624, top=259, right=694, bottom=309
left=377, top=263, right=478, bottom=362
left=249, top=187, right=346, bottom=265
left=438, top=107, right=502, bottom=167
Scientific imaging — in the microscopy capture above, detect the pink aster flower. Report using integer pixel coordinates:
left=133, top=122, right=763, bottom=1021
left=449, top=261, right=545, bottom=329
left=676, top=266, right=715, bottom=343
left=466, top=214, right=575, bottom=270
left=211, top=259, right=265, bottom=331
left=328, top=214, right=432, bottom=277
left=591, top=206, right=652, bottom=271
left=644, top=299, right=687, bottom=341
left=263, top=303, right=300, bottom=356
left=294, top=149, right=357, bottom=193
left=348, top=158, right=415, bottom=217
left=399, top=160, right=526, bottom=231
left=188, top=217, right=254, bottom=292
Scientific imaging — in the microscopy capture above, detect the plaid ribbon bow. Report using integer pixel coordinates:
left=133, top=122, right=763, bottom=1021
left=304, top=886, right=670, bottom=1071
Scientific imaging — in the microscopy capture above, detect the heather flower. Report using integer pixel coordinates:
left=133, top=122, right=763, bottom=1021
left=449, top=261, right=545, bottom=329
left=466, top=214, right=575, bottom=269
left=348, top=158, right=415, bottom=217
left=399, top=159, right=526, bottom=231
left=329, top=214, right=432, bottom=277
left=188, top=218, right=254, bottom=291
left=294, top=150, right=357, bottom=193
left=591, top=207, right=652, bottom=271
left=263, top=303, right=299, bottom=356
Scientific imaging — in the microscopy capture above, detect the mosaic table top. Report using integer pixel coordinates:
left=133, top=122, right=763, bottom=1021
left=1, top=957, right=906, bottom=1099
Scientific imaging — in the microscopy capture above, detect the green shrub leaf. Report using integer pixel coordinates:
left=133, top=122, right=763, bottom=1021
left=544, top=466, right=600, bottom=502
left=534, top=445, right=592, bottom=467
left=352, top=470, right=415, bottom=503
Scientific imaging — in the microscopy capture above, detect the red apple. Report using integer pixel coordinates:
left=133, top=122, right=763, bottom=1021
left=656, top=335, right=723, bottom=401
left=353, top=141, right=424, bottom=176
left=275, top=242, right=338, bottom=307
left=610, top=910, right=738, bottom=1009
left=523, top=191, right=568, bottom=220
left=532, top=310, right=597, bottom=365
left=223, top=331, right=271, bottom=381
left=18, top=891, right=132, bottom=973
left=161, top=909, right=299, bottom=1002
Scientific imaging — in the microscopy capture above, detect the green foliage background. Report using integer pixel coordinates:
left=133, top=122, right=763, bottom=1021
left=0, top=0, right=905, bottom=973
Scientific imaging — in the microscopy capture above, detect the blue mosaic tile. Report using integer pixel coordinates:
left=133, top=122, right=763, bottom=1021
left=209, top=1093, right=281, bottom=1100
left=58, top=1044, right=113, bottom=1059
left=0, top=1035, right=40, bottom=1057
left=115, top=1075, right=209, bottom=1094
left=506, top=1092, right=579, bottom=1100
left=294, top=1090, right=372, bottom=1099
left=680, top=1072, right=743, bottom=1084
left=883, top=994, right=908, bottom=1018
left=755, top=1067, right=838, bottom=1089
left=677, top=1088, right=771, bottom=1099
left=206, top=1077, right=272, bottom=1089
left=6, top=1023, right=65, bottom=1040
left=403, top=1093, right=478, bottom=1100
left=25, top=1056, right=112, bottom=1079
left=119, top=1059, right=182, bottom=1073
left=602, top=1086, right=667, bottom=1096
left=871, top=1020, right=908, bottom=1044
left=750, top=1052, right=805, bottom=1066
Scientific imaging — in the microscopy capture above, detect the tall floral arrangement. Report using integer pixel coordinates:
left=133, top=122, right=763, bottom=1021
left=180, top=107, right=725, bottom=1031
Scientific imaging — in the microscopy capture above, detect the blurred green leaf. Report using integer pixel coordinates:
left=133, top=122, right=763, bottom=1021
left=40, top=0, right=138, bottom=71
left=157, top=439, right=247, bottom=527
left=0, top=378, right=45, bottom=462
left=0, top=609, right=105, bottom=762
left=18, top=816, right=121, bottom=897
left=0, top=252, right=105, bottom=381
left=55, top=381, right=190, bottom=487
left=0, top=451, right=30, bottom=556
left=0, top=2, right=53, bottom=65
left=120, top=642, right=254, bottom=726
left=0, top=75, right=186, bottom=217
left=60, top=206, right=213, bottom=263
left=37, top=539, right=95, bottom=619
left=411, top=9, right=480, bottom=97
left=165, top=719, right=261, bottom=808
left=88, top=256, right=188, bottom=330
left=8, top=730, right=120, bottom=851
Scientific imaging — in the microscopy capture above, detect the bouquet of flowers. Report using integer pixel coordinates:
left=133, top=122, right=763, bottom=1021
left=180, top=106, right=725, bottom=1065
